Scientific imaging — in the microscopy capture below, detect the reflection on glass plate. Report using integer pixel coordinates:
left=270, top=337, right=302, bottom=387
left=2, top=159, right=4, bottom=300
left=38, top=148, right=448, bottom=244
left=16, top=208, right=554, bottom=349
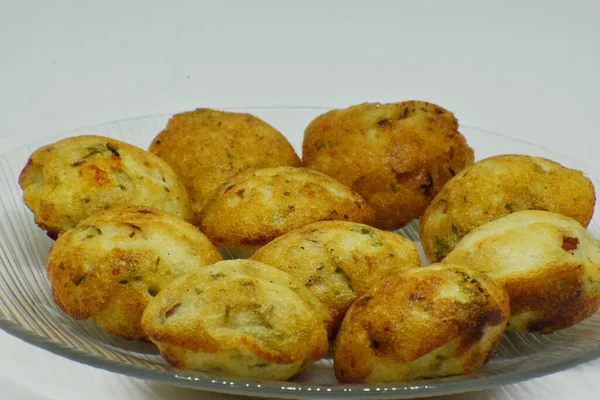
left=0, top=107, right=599, bottom=399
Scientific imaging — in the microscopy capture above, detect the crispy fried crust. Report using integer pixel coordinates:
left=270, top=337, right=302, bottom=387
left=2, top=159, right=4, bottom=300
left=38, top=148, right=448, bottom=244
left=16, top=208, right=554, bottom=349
left=141, top=260, right=329, bottom=380
left=333, top=264, right=509, bottom=383
left=443, top=210, right=600, bottom=333
left=19, top=135, right=193, bottom=239
left=302, top=101, right=474, bottom=230
left=149, top=109, right=301, bottom=220
left=46, top=206, right=222, bottom=339
left=251, top=221, right=420, bottom=335
left=420, top=154, right=596, bottom=262
left=199, top=166, right=375, bottom=249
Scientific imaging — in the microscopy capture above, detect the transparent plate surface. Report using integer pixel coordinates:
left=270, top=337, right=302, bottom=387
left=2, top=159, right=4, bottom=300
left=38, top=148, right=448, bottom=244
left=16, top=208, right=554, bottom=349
left=1, top=107, right=599, bottom=399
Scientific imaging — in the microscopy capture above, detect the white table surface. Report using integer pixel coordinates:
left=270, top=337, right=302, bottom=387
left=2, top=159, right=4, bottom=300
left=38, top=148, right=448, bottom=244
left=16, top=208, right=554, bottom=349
left=1, top=0, right=599, bottom=399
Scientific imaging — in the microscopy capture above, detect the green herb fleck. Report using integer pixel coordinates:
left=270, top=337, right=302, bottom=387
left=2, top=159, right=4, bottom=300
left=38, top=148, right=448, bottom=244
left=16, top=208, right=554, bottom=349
left=433, top=236, right=448, bottom=262
left=106, top=142, right=120, bottom=157
left=84, top=146, right=104, bottom=158
left=211, top=272, right=226, bottom=280
left=224, top=305, right=231, bottom=323
left=73, top=274, right=87, bottom=286
left=81, top=225, right=102, bottom=239
left=451, top=224, right=459, bottom=235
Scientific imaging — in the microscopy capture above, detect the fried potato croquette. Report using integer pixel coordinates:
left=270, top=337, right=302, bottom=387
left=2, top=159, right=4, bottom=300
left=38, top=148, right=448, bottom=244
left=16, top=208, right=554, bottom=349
left=420, top=154, right=596, bottom=262
left=141, top=259, right=329, bottom=380
left=19, top=135, right=193, bottom=239
left=46, top=206, right=222, bottom=339
left=251, top=221, right=420, bottom=335
left=443, top=210, right=600, bottom=333
left=199, top=166, right=375, bottom=255
left=302, top=101, right=474, bottom=230
left=333, top=264, right=509, bottom=383
left=149, top=109, right=301, bottom=220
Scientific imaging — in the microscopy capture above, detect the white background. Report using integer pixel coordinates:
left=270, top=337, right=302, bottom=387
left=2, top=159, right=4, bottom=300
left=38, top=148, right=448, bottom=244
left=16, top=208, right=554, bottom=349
left=0, top=0, right=599, bottom=399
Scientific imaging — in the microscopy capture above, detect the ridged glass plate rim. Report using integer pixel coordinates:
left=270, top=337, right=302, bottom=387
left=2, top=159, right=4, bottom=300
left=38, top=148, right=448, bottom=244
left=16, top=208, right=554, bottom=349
left=1, top=106, right=599, bottom=399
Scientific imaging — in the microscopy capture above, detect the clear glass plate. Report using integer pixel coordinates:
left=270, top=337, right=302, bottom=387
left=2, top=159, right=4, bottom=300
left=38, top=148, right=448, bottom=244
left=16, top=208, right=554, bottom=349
left=1, top=107, right=599, bottom=399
